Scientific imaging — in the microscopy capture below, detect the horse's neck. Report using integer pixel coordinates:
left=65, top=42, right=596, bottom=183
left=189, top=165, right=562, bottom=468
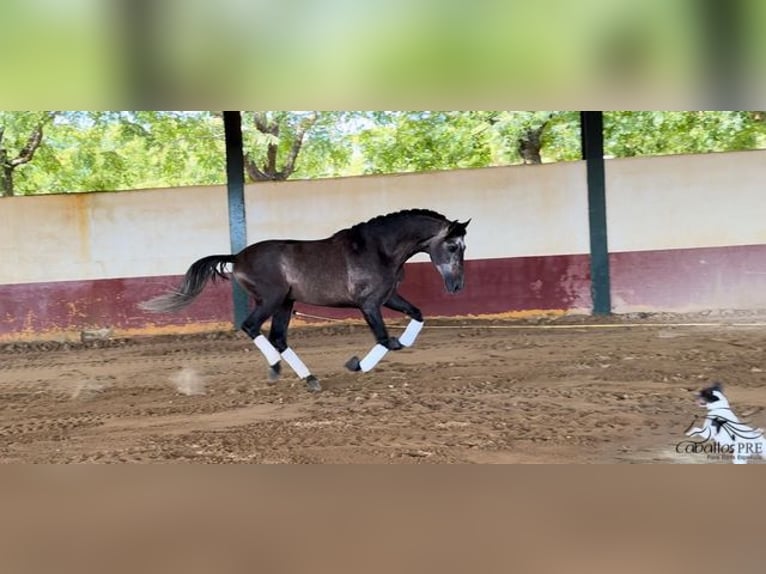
left=378, top=218, right=441, bottom=264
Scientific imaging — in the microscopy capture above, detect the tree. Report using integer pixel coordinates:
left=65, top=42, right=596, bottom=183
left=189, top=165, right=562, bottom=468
left=355, top=111, right=586, bottom=173
left=4, top=110, right=766, bottom=197
left=0, top=112, right=56, bottom=197
left=489, top=111, right=581, bottom=165
left=357, top=111, right=766, bottom=170
left=243, top=111, right=317, bottom=181
left=14, top=111, right=225, bottom=195
left=604, top=111, right=766, bottom=157
left=356, top=111, right=495, bottom=174
left=241, top=111, right=355, bottom=182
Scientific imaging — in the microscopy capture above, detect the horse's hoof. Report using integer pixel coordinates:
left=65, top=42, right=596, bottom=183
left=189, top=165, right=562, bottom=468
left=345, top=356, right=361, bottom=372
left=268, top=363, right=281, bottom=384
left=387, top=337, right=403, bottom=351
left=305, top=375, right=322, bottom=392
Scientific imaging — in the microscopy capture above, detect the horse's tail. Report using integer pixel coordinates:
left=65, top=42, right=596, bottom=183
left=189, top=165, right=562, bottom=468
left=139, top=255, right=234, bottom=313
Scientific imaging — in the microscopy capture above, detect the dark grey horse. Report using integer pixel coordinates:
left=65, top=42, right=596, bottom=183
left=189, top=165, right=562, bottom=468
left=140, top=209, right=469, bottom=391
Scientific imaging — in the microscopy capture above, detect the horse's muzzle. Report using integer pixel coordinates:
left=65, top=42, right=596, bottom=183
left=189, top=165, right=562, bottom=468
left=444, top=275, right=464, bottom=294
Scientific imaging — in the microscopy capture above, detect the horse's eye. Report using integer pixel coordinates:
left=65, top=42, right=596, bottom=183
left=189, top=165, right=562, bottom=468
left=446, top=244, right=459, bottom=253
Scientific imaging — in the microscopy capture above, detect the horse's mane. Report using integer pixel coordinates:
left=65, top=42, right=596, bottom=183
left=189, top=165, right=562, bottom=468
left=346, top=209, right=448, bottom=234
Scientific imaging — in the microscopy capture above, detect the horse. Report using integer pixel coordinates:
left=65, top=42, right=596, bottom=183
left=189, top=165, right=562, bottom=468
left=140, top=209, right=470, bottom=392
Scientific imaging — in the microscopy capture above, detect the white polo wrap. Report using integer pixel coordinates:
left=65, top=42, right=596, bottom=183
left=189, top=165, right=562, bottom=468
left=398, top=319, right=424, bottom=347
left=359, top=344, right=389, bottom=372
left=280, top=347, right=312, bottom=379
left=253, top=335, right=281, bottom=366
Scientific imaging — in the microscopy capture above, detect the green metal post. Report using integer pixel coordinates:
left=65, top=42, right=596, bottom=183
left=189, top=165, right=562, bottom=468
left=581, top=111, right=612, bottom=315
left=223, top=111, right=250, bottom=328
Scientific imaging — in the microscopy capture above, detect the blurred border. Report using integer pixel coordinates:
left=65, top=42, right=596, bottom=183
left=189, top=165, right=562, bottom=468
left=1, top=466, right=764, bottom=572
left=1, top=0, right=762, bottom=109
left=3, top=1, right=764, bottom=568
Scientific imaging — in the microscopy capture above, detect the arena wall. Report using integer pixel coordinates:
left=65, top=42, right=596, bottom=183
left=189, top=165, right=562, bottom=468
left=1, top=150, right=764, bottom=339
left=606, top=150, right=766, bottom=312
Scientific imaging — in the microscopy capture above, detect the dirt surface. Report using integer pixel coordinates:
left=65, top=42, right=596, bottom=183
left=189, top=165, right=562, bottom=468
left=2, top=315, right=766, bottom=463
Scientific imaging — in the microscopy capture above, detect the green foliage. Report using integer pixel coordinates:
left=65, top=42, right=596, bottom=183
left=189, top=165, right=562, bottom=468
left=356, top=111, right=585, bottom=172
left=356, top=111, right=494, bottom=174
left=0, top=111, right=56, bottom=196
left=10, top=111, right=225, bottom=195
left=489, top=111, right=582, bottom=164
left=604, top=111, right=766, bottom=157
left=242, top=111, right=355, bottom=180
left=1, top=110, right=765, bottom=196
left=0, top=111, right=52, bottom=154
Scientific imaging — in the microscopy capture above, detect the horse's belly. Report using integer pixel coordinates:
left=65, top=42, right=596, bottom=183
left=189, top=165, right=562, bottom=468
left=288, top=279, right=355, bottom=307
left=294, top=291, right=354, bottom=307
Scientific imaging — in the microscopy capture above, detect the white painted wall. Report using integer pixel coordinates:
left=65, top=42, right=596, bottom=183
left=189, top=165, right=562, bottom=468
left=0, top=186, right=229, bottom=284
left=1, top=150, right=764, bottom=286
left=1, top=162, right=590, bottom=284
left=245, top=162, right=591, bottom=262
left=606, top=150, right=766, bottom=252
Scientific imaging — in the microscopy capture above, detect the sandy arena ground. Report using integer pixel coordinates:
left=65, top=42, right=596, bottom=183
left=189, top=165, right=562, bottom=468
left=2, top=314, right=766, bottom=463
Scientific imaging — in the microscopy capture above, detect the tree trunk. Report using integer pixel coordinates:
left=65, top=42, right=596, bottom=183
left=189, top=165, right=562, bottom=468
left=0, top=113, right=53, bottom=196
left=245, top=112, right=319, bottom=182
left=517, top=114, right=553, bottom=165
left=1, top=166, right=13, bottom=197
left=518, top=126, right=545, bottom=164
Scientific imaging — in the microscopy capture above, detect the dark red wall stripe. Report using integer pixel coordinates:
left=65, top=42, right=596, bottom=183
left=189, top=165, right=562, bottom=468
left=609, top=244, right=766, bottom=310
left=0, top=276, right=233, bottom=336
left=0, top=255, right=591, bottom=336
left=2, top=244, right=766, bottom=337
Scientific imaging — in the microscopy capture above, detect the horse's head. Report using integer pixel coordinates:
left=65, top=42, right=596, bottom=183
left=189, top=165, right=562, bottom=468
left=428, top=219, right=470, bottom=294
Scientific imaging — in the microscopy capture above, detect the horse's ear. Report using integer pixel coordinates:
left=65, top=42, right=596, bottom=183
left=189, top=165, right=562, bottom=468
left=448, top=218, right=470, bottom=237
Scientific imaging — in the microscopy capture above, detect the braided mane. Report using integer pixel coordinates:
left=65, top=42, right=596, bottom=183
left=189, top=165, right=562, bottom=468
left=348, top=209, right=448, bottom=233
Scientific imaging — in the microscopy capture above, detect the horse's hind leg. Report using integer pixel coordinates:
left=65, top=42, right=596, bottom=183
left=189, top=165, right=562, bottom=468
left=384, top=292, right=424, bottom=347
left=268, top=300, right=321, bottom=392
left=241, top=300, right=284, bottom=380
left=266, top=300, right=292, bottom=382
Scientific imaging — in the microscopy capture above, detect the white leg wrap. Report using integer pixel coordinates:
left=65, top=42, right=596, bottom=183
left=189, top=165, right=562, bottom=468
left=359, top=343, right=388, bottom=373
left=398, top=319, right=424, bottom=347
left=280, top=347, right=311, bottom=379
left=253, top=335, right=281, bottom=366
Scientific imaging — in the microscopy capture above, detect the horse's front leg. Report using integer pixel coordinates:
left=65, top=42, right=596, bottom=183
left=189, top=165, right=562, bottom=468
left=361, top=304, right=402, bottom=350
left=345, top=305, right=400, bottom=372
left=384, top=292, right=424, bottom=347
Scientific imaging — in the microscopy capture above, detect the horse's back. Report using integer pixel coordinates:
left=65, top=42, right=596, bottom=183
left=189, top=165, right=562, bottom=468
left=234, top=237, right=354, bottom=306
